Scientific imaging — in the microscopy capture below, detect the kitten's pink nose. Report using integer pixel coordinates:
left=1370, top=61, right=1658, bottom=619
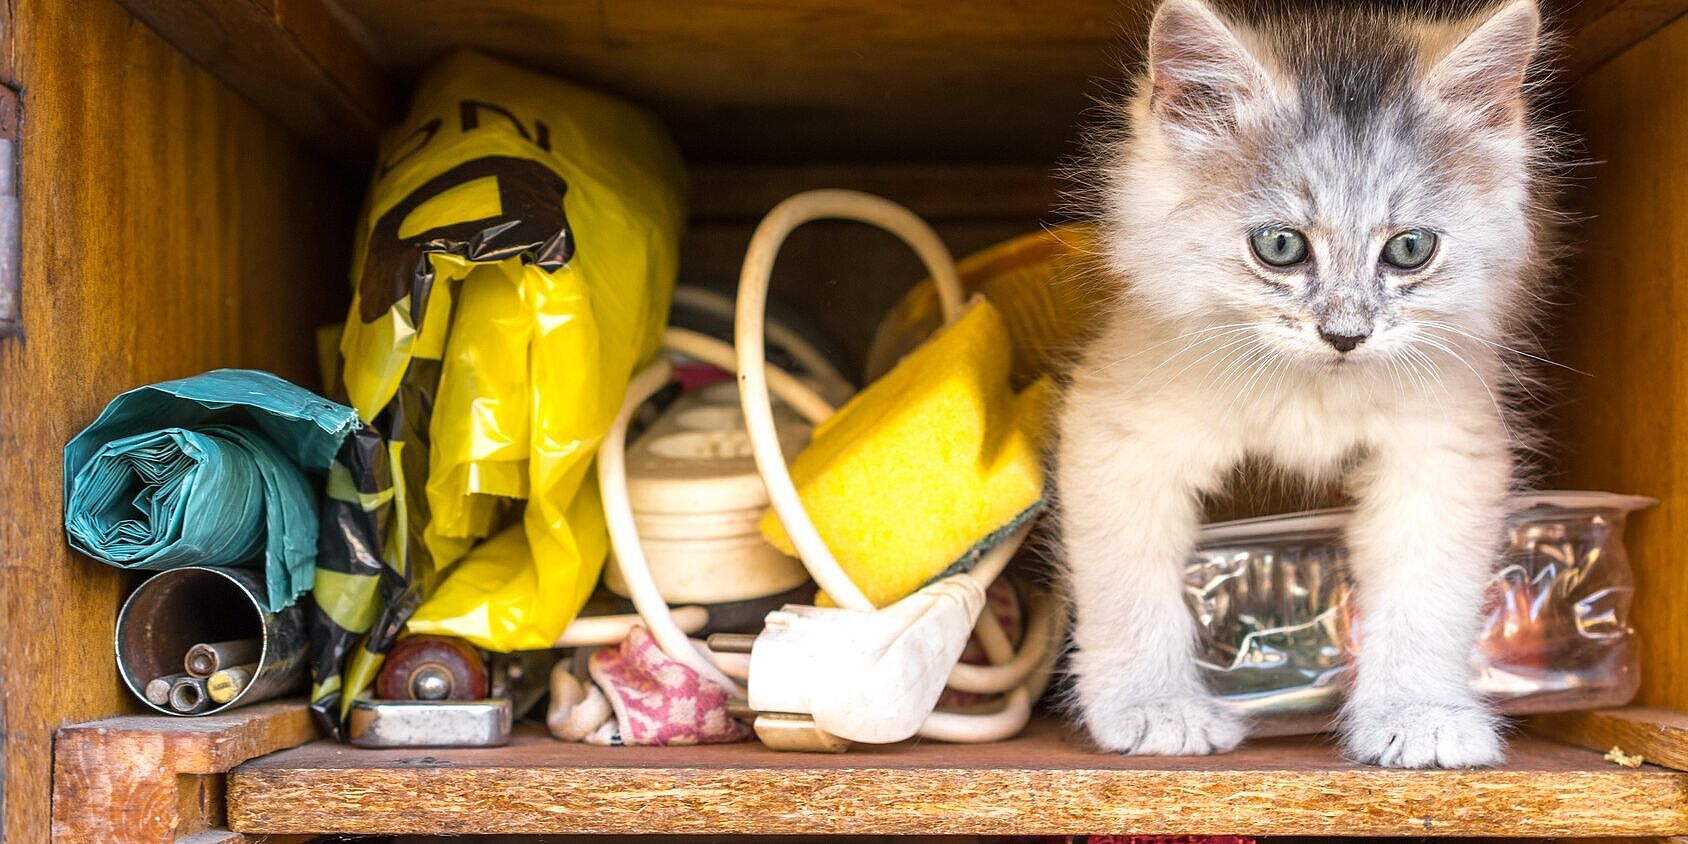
left=1318, top=329, right=1368, bottom=353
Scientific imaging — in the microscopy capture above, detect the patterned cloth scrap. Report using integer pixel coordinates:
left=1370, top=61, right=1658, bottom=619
left=587, top=625, right=751, bottom=746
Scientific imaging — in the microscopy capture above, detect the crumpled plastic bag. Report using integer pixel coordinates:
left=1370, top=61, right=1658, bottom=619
left=63, top=368, right=360, bottom=610
left=309, top=51, right=684, bottom=734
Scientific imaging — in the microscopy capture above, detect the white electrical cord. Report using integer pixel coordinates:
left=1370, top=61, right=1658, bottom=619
left=946, top=585, right=1058, bottom=695
left=553, top=606, right=709, bottom=648
left=671, top=285, right=856, bottom=405
left=920, top=613, right=1032, bottom=742
left=735, top=190, right=967, bottom=613
left=598, top=357, right=746, bottom=697
left=708, top=648, right=752, bottom=682
left=729, top=189, right=1049, bottom=743
left=598, top=189, right=1048, bottom=743
left=663, top=327, right=836, bottom=425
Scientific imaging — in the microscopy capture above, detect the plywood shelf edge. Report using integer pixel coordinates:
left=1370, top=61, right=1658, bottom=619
left=225, top=718, right=1688, bottom=837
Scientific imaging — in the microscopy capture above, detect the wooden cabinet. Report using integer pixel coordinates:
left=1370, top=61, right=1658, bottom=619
left=6, top=0, right=1688, bottom=840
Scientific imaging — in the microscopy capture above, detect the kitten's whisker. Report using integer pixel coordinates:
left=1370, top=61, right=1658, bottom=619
left=1209, top=338, right=1269, bottom=388
left=1091, top=323, right=1257, bottom=374
left=1131, top=332, right=1260, bottom=394
left=1263, top=351, right=1295, bottom=402
left=1401, top=346, right=1454, bottom=425
left=1381, top=351, right=1407, bottom=399
left=1424, top=327, right=1545, bottom=404
left=1417, top=336, right=1516, bottom=444
left=1037, top=220, right=1110, bottom=259
left=1120, top=322, right=1258, bottom=359
left=1218, top=348, right=1283, bottom=428
left=1415, top=320, right=1588, bottom=376
left=1209, top=341, right=1271, bottom=400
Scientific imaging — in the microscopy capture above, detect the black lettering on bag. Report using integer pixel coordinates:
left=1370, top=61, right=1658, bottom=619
left=357, top=156, right=573, bottom=325
left=377, top=118, right=444, bottom=181
left=459, top=100, right=552, bottom=152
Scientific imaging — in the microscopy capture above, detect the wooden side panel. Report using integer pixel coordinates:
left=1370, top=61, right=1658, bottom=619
left=1550, top=15, right=1688, bottom=711
left=114, top=0, right=395, bottom=169
left=0, top=0, right=357, bottom=839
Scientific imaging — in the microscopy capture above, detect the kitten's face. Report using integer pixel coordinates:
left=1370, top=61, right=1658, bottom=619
left=1105, top=0, right=1543, bottom=367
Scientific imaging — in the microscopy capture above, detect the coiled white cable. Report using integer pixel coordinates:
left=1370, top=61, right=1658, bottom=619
left=735, top=190, right=966, bottom=613
left=946, top=583, right=1058, bottom=694
left=598, top=358, right=746, bottom=697
left=671, top=285, right=856, bottom=406
left=600, top=190, right=1049, bottom=742
left=553, top=606, right=708, bottom=648
left=662, top=327, right=835, bottom=425
left=730, top=189, right=1049, bottom=741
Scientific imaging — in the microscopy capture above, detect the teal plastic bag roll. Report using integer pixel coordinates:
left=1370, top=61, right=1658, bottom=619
left=64, top=369, right=360, bottom=610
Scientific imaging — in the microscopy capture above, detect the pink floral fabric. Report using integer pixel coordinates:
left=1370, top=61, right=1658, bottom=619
left=589, top=624, right=752, bottom=746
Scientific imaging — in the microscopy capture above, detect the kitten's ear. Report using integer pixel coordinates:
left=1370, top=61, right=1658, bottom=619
left=1427, top=0, right=1540, bottom=128
left=1146, top=0, right=1272, bottom=133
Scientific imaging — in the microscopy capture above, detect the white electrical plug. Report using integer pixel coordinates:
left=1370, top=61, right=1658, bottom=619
left=747, top=573, right=987, bottom=744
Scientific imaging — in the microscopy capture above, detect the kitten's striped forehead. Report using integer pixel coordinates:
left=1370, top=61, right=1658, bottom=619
left=1194, top=5, right=1514, bottom=219
left=1280, top=15, right=1422, bottom=134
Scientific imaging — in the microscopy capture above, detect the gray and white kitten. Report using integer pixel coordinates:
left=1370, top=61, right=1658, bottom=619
left=1058, top=0, right=1550, bottom=767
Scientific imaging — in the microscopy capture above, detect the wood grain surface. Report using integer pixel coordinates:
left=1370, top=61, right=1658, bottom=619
left=0, top=0, right=356, bottom=839
left=53, top=703, right=319, bottom=842
left=227, top=720, right=1688, bottom=837
left=115, top=0, right=396, bottom=170
left=1549, top=14, right=1688, bottom=718
left=1560, top=0, right=1688, bottom=77
left=122, top=0, right=1673, bottom=166
left=300, top=0, right=1145, bottom=164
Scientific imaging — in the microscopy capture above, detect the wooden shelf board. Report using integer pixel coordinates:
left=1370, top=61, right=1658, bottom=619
left=228, top=718, right=1688, bottom=837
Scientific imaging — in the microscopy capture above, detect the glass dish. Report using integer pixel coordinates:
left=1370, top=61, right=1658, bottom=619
left=1189, top=491, right=1654, bottom=734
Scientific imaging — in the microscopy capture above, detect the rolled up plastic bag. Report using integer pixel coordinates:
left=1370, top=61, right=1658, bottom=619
left=64, top=369, right=360, bottom=610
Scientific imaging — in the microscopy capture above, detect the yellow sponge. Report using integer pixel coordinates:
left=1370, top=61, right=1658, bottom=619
left=760, top=297, right=1052, bottom=607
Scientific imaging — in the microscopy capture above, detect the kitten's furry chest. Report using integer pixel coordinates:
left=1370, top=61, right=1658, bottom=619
left=1077, top=315, right=1498, bottom=483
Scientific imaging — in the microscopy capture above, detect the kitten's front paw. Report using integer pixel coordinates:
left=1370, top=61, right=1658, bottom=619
left=1086, top=697, right=1245, bottom=756
left=1341, top=701, right=1504, bottom=768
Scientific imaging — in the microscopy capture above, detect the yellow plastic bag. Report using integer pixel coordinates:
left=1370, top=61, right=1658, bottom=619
left=322, top=50, right=684, bottom=680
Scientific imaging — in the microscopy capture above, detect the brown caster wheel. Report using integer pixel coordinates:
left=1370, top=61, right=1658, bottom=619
left=376, top=635, right=488, bottom=701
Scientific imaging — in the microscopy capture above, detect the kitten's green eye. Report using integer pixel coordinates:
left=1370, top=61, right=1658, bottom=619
left=1250, top=226, right=1309, bottom=267
left=1381, top=229, right=1437, bottom=270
